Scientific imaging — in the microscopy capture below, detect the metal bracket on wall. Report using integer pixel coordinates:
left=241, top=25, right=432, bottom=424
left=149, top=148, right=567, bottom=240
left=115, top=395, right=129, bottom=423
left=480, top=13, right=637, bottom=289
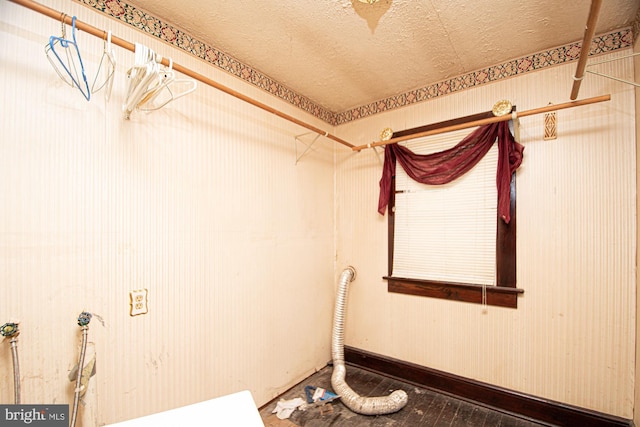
left=585, top=52, right=640, bottom=88
left=371, top=146, right=383, bottom=166
left=294, top=131, right=323, bottom=165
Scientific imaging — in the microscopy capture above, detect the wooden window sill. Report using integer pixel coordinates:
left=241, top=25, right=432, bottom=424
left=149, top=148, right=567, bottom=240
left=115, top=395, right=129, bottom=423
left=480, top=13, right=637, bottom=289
left=384, top=276, right=523, bottom=309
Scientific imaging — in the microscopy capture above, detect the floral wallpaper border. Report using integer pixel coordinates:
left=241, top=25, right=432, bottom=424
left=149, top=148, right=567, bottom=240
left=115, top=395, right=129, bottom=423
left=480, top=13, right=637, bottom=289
left=337, top=28, right=634, bottom=125
left=76, top=0, right=634, bottom=126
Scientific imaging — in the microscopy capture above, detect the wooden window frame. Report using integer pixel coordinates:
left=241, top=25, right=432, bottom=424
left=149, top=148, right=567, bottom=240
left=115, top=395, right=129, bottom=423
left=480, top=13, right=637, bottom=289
left=383, top=118, right=523, bottom=309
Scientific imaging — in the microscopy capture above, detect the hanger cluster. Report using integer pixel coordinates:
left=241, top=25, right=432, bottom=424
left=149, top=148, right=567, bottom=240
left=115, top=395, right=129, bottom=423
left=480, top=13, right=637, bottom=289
left=44, top=15, right=196, bottom=118
left=123, top=43, right=197, bottom=119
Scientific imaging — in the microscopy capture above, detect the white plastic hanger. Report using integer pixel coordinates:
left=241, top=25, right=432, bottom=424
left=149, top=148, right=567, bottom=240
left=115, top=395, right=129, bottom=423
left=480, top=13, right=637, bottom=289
left=123, top=43, right=160, bottom=119
left=137, top=58, right=197, bottom=112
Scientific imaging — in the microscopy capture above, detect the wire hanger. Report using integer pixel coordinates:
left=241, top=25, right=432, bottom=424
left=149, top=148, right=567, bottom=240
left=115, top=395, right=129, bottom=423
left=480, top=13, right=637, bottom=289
left=91, top=30, right=116, bottom=101
left=45, top=14, right=73, bottom=87
left=45, top=15, right=91, bottom=101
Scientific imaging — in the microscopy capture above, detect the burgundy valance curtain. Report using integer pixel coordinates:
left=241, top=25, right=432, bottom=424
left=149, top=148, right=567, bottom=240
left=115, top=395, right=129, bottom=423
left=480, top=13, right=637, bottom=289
left=377, top=120, right=524, bottom=223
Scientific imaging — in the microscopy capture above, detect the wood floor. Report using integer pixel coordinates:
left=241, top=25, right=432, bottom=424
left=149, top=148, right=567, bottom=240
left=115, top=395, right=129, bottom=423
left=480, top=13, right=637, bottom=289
left=259, top=365, right=552, bottom=427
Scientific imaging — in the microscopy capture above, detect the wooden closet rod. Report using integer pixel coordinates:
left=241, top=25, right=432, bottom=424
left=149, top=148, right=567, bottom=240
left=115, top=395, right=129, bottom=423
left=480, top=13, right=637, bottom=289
left=352, top=94, right=611, bottom=152
left=9, top=0, right=356, bottom=149
left=570, top=0, right=602, bottom=100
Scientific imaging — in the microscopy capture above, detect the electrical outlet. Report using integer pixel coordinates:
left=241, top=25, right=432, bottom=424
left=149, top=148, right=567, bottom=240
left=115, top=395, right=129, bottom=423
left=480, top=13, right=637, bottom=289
left=130, top=289, right=148, bottom=316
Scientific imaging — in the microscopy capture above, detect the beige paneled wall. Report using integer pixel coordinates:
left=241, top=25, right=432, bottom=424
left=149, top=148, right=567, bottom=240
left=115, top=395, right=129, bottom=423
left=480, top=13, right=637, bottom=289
left=0, top=0, right=335, bottom=424
left=335, top=51, right=636, bottom=418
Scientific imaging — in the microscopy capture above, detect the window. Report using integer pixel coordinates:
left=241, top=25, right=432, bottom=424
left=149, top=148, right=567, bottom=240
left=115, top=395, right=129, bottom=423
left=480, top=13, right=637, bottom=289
left=383, top=124, right=522, bottom=308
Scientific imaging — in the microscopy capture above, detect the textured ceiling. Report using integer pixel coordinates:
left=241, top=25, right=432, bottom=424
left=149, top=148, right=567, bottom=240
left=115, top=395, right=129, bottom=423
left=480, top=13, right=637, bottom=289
left=125, top=0, right=640, bottom=113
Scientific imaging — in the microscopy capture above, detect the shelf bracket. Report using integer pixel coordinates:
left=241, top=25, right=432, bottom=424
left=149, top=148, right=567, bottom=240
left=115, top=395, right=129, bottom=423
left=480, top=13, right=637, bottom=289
left=294, top=132, right=323, bottom=165
left=585, top=52, right=640, bottom=88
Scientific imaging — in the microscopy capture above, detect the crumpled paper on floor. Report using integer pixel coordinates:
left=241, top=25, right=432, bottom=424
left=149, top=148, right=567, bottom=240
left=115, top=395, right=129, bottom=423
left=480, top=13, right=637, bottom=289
left=272, top=397, right=305, bottom=419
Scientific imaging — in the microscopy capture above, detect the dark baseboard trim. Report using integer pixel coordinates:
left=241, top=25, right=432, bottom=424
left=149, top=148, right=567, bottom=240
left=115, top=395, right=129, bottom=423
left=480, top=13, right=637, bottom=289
left=344, top=346, right=633, bottom=427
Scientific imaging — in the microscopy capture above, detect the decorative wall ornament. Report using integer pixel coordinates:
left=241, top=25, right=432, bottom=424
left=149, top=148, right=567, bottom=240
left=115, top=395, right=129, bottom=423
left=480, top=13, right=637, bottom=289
left=544, top=111, right=558, bottom=140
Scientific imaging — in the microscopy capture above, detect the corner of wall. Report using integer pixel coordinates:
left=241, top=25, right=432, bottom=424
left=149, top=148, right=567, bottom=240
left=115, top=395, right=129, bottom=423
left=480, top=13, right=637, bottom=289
left=633, top=31, right=640, bottom=427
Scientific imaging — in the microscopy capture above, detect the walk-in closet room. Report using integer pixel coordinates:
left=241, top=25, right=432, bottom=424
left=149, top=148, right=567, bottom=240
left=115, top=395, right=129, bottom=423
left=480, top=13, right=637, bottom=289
left=2, top=0, right=640, bottom=426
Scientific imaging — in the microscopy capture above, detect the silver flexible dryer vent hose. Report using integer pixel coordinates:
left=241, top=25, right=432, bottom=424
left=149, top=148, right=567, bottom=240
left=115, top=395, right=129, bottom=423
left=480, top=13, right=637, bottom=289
left=331, top=267, right=408, bottom=415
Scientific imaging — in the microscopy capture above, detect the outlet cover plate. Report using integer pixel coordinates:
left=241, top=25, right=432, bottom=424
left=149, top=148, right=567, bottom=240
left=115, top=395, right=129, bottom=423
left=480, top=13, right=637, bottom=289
left=130, top=289, right=148, bottom=316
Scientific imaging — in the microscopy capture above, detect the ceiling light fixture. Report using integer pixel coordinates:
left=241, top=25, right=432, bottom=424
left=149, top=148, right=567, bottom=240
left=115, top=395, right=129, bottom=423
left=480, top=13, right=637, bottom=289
left=357, top=0, right=379, bottom=4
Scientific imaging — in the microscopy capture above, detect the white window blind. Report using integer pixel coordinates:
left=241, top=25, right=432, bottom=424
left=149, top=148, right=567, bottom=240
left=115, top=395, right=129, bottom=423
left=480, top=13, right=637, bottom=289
left=392, top=128, right=498, bottom=285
